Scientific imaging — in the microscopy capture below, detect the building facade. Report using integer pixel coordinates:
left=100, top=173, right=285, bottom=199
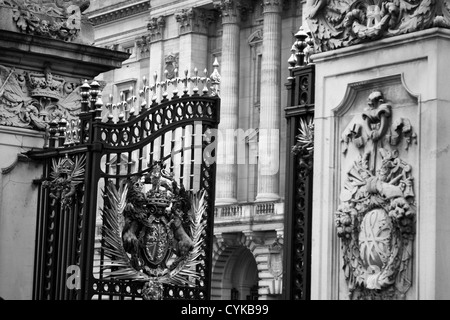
left=2, top=0, right=450, bottom=301
left=86, top=0, right=306, bottom=300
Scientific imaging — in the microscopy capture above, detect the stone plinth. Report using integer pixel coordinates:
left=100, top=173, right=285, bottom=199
left=311, top=28, right=450, bottom=300
left=0, top=127, right=44, bottom=300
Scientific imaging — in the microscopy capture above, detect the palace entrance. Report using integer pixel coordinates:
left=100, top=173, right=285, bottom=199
left=28, top=73, right=221, bottom=300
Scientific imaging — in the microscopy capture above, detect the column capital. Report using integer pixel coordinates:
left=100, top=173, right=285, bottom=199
left=147, top=16, right=166, bottom=42
left=174, top=7, right=216, bottom=35
left=136, top=35, right=150, bottom=58
left=213, top=0, right=251, bottom=24
left=261, top=0, right=283, bottom=14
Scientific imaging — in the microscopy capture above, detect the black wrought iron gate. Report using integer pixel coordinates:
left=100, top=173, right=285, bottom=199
left=29, top=75, right=220, bottom=300
left=283, top=28, right=315, bottom=300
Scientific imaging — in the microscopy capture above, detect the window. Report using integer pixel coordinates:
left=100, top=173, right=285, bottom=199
left=248, top=29, right=263, bottom=108
left=120, top=89, right=130, bottom=103
left=255, top=53, right=262, bottom=106
left=112, top=79, right=137, bottom=120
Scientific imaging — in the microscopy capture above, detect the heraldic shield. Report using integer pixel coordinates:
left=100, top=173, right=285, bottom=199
left=140, top=218, right=172, bottom=268
left=100, top=160, right=207, bottom=299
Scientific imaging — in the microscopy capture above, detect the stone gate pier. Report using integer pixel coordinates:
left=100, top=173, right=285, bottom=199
left=0, top=0, right=128, bottom=299
left=308, top=1, right=450, bottom=300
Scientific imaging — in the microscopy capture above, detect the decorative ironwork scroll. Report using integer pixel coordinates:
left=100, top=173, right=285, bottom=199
left=292, top=117, right=314, bottom=177
left=336, top=90, right=417, bottom=300
left=306, top=0, right=450, bottom=52
left=42, top=154, right=85, bottom=207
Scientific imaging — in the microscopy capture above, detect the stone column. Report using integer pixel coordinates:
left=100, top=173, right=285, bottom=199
left=175, top=8, right=214, bottom=71
left=147, top=15, right=165, bottom=79
left=256, top=0, right=282, bottom=202
left=213, top=0, right=244, bottom=205
left=147, top=16, right=166, bottom=161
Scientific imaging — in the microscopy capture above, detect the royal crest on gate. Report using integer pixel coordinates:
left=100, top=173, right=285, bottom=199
left=100, top=160, right=207, bottom=299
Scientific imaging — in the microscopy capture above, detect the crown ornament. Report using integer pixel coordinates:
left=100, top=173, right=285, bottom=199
left=28, top=64, right=65, bottom=100
left=144, top=160, right=174, bottom=210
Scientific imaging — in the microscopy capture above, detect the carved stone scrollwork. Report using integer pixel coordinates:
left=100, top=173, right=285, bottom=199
left=306, top=0, right=450, bottom=52
left=337, top=90, right=417, bottom=300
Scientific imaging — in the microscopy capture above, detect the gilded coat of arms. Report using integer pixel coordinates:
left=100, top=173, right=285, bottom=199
left=100, top=160, right=207, bottom=300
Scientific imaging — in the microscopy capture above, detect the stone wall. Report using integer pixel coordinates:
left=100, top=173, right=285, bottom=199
left=0, top=128, right=43, bottom=299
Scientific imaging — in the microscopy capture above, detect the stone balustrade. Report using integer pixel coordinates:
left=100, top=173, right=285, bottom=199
left=214, top=201, right=282, bottom=220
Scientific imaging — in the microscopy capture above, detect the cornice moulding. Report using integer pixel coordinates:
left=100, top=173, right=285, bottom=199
left=311, top=27, right=450, bottom=64
left=88, top=1, right=151, bottom=26
left=0, top=30, right=130, bottom=78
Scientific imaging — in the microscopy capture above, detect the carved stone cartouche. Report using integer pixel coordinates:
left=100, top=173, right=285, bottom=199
left=337, top=90, right=416, bottom=300
left=0, top=64, right=82, bottom=130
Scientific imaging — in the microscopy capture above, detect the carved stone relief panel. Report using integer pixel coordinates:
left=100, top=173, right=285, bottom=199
left=0, top=63, right=84, bottom=130
left=164, top=53, right=179, bottom=80
left=334, top=74, right=418, bottom=300
left=0, top=0, right=94, bottom=44
left=306, top=0, right=450, bottom=52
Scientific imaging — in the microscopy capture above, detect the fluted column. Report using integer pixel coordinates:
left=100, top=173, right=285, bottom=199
left=213, top=0, right=244, bottom=205
left=256, top=0, right=282, bottom=202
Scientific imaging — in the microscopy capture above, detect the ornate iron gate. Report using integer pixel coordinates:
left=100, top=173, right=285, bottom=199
left=29, top=70, right=220, bottom=300
left=283, top=27, right=315, bottom=300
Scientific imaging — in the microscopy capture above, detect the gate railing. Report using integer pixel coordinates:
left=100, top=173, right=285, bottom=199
left=29, top=63, right=221, bottom=300
left=283, top=27, right=315, bottom=300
